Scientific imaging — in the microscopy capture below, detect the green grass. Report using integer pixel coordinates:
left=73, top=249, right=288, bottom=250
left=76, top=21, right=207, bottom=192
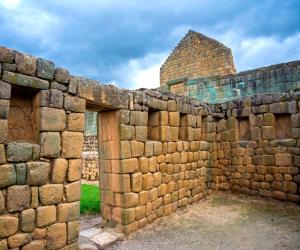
left=80, top=184, right=101, bottom=214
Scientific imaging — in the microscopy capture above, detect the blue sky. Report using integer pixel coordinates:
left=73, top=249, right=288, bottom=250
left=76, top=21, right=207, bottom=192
left=0, top=0, right=299, bottom=89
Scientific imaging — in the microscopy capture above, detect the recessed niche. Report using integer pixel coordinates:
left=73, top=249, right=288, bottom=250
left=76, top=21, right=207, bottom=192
left=239, top=118, right=250, bottom=140
left=8, top=87, right=38, bottom=143
left=275, top=114, right=292, bottom=139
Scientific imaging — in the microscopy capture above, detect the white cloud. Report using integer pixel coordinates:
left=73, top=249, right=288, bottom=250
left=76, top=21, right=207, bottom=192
left=0, top=0, right=20, bottom=9
left=111, top=52, right=168, bottom=89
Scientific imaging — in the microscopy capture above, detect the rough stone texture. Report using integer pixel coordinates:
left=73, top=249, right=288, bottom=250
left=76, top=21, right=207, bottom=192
left=7, top=185, right=31, bottom=212
left=40, top=132, right=61, bottom=158
left=64, top=181, right=81, bottom=202
left=26, top=162, right=50, bottom=185
left=38, top=107, right=66, bottom=131
left=46, top=223, right=67, bottom=249
left=36, top=205, right=57, bottom=227
left=39, top=184, right=64, bottom=205
left=21, top=209, right=35, bottom=232
left=54, top=68, right=70, bottom=83
left=6, top=143, right=33, bottom=162
left=37, top=58, right=55, bottom=80
left=15, top=52, right=37, bottom=76
left=0, top=216, right=19, bottom=238
left=0, top=164, right=16, bottom=188
left=52, top=158, right=68, bottom=183
left=62, top=131, right=83, bottom=158
left=7, top=233, right=32, bottom=248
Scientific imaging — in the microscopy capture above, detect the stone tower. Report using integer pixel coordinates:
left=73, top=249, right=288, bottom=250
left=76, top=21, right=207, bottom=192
left=160, top=30, right=236, bottom=91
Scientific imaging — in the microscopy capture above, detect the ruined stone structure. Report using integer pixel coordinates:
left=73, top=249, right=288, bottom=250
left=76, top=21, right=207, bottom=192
left=160, top=31, right=300, bottom=104
left=0, top=40, right=299, bottom=250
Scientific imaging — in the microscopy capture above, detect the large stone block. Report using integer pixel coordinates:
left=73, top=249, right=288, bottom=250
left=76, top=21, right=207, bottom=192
left=38, top=107, right=66, bottom=131
left=46, top=223, right=67, bottom=249
left=64, top=95, right=86, bottom=113
left=54, top=68, right=70, bottom=84
left=2, top=70, right=49, bottom=89
left=52, top=158, right=68, bottom=183
left=169, top=112, right=180, bottom=126
left=62, top=132, right=83, bottom=158
left=131, top=141, right=144, bottom=157
left=6, top=143, right=33, bottom=162
left=0, top=164, right=16, bottom=188
left=67, top=113, right=84, bottom=132
left=291, top=114, right=300, bottom=128
left=112, top=207, right=135, bottom=225
left=275, top=154, right=292, bottom=166
left=36, top=206, right=56, bottom=227
left=111, top=174, right=131, bottom=192
left=15, top=52, right=36, bottom=76
left=135, top=126, right=147, bottom=142
left=37, top=58, right=55, bottom=80
left=27, top=162, right=50, bottom=185
left=131, top=172, right=142, bottom=192
left=142, top=173, right=153, bottom=190
left=151, top=126, right=171, bottom=142
left=119, top=124, right=134, bottom=141
left=112, top=158, right=138, bottom=173
left=22, top=240, right=45, bottom=250
left=0, top=46, right=14, bottom=63
left=39, top=184, right=64, bottom=205
left=21, top=209, right=35, bottom=232
left=40, top=132, right=61, bottom=158
left=7, top=233, right=32, bottom=248
left=99, top=141, right=120, bottom=160
left=57, top=202, right=80, bottom=222
left=67, top=221, right=80, bottom=243
left=130, top=111, right=148, bottom=126
left=115, top=192, right=139, bottom=208
left=262, top=126, right=275, bottom=139
left=0, top=216, right=19, bottom=238
left=68, top=159, right=82, bottom=181
left=64, top=181, right=81, bottom=202
left=7, top=185, right=31, bottom=212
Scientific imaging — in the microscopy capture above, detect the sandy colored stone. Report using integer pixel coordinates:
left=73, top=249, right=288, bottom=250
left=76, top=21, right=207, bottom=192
left=67, top=221, right=80, bottom=243
left=67, top=113, right=84, bottom=132
left=135, top=126, right=147, bottom=142
left=62, top=131, right=83, bottom=158
left=52, top=158, right=68, bottom=183
left=139, top=191, right=149, bottom=205
left=38, top=107, right=66, bottom=131
left=139, top=157, right=149, bottom=173
left=275, top=154, right=292, bottom=166
left=113, top=207, right=135, bottom=225
left=22, top=240, right=45, bottom=250
left=131, top=141, right=144, bottom=157
left=31, top=186, right=39, bottom=208
left=112, top=158, right=138, bottom=174
left=58, top=202, right=80, bottom=222
left=111, top=174, right=131, bottom=192
left=32, top=228, right=47, bottom=239
left=46, top=223, right=67, bottom=249
left=120, top=124, right=134, bottom=141
left=27, top=162, right=50, bottom=185
left=0, top=216, right=19, bottom=238
left=39, top=184, right=64, bottom=205
left=0, top=144, right=6, bottom=164
left=261, top=126, right=275, bottom=139
left=36, top=206, right=56, bottom=227
left=64, top=95, right=86, bottom=113
left=153, top=172, right=162, bottom=187
left=115, top=192, right=139, bottom=208
left=55, top=67, right=70, bottom=83
left=143, top=173, right=153, bottom=190
left=65, top=181, right=81, bottom=202
left=7, top=233, right=32, bottom=248
left=0, top=164, right=16, bottom=188
left=68, top=159, right=82, bottom=182
left=21, top=209, right=35, bottom=233
left=7, top=185, right=30, bottom=212
left=131, top=172, right=143, bottom=192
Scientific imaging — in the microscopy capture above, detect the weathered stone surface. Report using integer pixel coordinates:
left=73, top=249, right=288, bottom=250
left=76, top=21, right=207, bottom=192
left=21, top=209, right=35, bottom=232
left=52, top=158, right=68, bottom=183
left=38, top=107, right=66, bottom=131
left=15, top=163, right=26, bottom=184
left=7, top=233, right=32, bottom=248
left=111, top=174, right=131, bottom=192
left=51, top=81, right=68, bottom=91
left=131, top=172, right=143, bottom=192
left=39, top=184, right=64, bottom=205
left=49, top=89, right=64, bottom=108
left=275, top=154, right=292, bottom=166
left=0, top=240, right=7, bottom=250
left=40, top=132, right=61, bottom=158
left=0, top=81, right=11, bottom=99
left=68, top=159, right=82, bottom=181
left=0, top=216, right=19, bottom=238
left=58, top=202, right=80, bottom=222
left=143, top=173, right=153, bottom=190
left=115, top=192, right=139, bottom=208
left=112, top=158, right=138, bottom=173
left=62, top=131, right=83, bottom=158
left=6, top=142, right=33, bottom=162
left=37, top=58, right=55, bottom=80
left=0, top=100, right=9, bottom=119
left=64, top=95, right=86, bottom=113
left=67, top=221, right=80, bottom=243
left=113, top=207, right=135, bottom=225
left=2, top=70, right=49, bottom=89
left=0, top=191, right=5, bottom=213
left=15, top=52, right=36, bottom=76
left=27, top=162, right=50, bottom=185
left=7, top=185, right=31, bottom=212
left=131, top=141, right=144, bottom=157
left=67, top=113, right=84, bottom=132
left=0, top=46, right=14, bottom=63
left=32, top=228, right=47, bottom=239
left=64, top=181, right=81, bottom=202
left=22, top=240, right=45, bottom=250
left=54, top=68, right=70, bottom=83
left=46, top=223, right=67, bottom=249
left=36, top=205, right=56, bottom=227
left=0, top=164, right=16, bottom=188
left=135, top=126, right=147, bottom=142
left=0, top=144, right=6, bottom=164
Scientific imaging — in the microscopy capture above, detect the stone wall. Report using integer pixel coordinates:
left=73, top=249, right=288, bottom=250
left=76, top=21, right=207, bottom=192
left=0, top=44, right=299, bottom=249
left=82, top=135, right=99, bottom=180
left=160, top=30, right=236, bottom=87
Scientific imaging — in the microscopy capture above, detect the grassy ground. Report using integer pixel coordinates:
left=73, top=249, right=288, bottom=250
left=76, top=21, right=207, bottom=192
left=80, top=184, right=101, bottom=214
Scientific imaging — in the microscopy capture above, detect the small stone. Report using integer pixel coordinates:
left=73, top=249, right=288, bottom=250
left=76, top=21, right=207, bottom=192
left=67, top=221, right=80, bottom=243
left=16, top=163, right=27, bottom=184
left=143, top=173, right=153, bottom=190
left=52, top=158, right=68, bottom=183
left=7, top=185, right=31, bottom=212
left=7, top=233, right=31, bottom=248
left=37, top=58, right=55, bottom=80
left=68, top=159, right=82, bottom=181
left=0, top=216, right=19, bottom=238
left=0, top=191, right=4, bottom=213
left=46, top=223, right=67, bottom=249
left=39, top=184, right=64, bottom=205
left=131, top=172, right=142, bottom=192
left=0, top=144, right=6, bottom=164
left=32, top=228, right=47, bottom=239
left=21, top=208, right=35, bottom=232
left=36, top=205, right=56, bottom=227
left=27, top=162, right=50, bottom=185
left=0, top=119, right=7, bottom=144
left=0, top=240, right=7, bottom=250
left=64, top=181, right=81, bottom=202
left=0, top=164, right=16, bottom=188
left=54, top=68, right=70, bottom=83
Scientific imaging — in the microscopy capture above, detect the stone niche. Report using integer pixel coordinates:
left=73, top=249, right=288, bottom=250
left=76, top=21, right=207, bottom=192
left=239, top=118, right=250, bottom=140
left=8, top=86, right=38, bottom=143
left=275, top=114, right=292, bottom=139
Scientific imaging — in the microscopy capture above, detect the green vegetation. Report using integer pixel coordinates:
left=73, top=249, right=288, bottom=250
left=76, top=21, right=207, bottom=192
left=80, top=184, right=101, bottom=214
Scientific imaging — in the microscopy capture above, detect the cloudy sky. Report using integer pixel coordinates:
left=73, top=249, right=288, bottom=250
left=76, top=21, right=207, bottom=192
left=0, top=0, right=299, bottom=89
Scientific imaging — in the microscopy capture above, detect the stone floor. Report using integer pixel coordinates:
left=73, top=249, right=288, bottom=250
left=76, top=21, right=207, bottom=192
left=106, top=192, right=300, bottom=250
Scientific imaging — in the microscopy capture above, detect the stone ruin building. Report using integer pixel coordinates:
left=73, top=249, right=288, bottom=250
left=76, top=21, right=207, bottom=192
left=0, top=29, right=299, bottom=249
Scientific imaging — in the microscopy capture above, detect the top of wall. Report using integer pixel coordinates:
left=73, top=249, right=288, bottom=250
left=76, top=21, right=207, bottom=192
left=160, top=30, right=236, bottom=86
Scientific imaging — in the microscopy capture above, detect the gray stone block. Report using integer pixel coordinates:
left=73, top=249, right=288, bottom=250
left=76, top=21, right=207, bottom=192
left=6, top=143, right=33, bottom=162
left=37, top=58, right=55, bottom=80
